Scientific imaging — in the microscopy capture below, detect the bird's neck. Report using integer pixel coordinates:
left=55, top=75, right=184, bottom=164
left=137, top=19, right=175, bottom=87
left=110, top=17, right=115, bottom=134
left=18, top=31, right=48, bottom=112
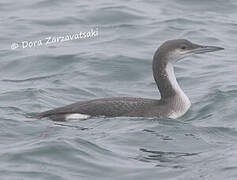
left=152, top=57, right=190, bottom=107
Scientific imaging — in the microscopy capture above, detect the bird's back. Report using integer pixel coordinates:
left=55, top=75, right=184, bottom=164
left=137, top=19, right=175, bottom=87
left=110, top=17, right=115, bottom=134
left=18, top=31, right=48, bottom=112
left=32, top=97, right=161, bottom=121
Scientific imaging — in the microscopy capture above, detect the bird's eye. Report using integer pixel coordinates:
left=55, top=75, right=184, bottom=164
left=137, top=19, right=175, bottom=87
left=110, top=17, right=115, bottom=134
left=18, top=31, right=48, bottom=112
left=180, top=45, right=187, bottom=50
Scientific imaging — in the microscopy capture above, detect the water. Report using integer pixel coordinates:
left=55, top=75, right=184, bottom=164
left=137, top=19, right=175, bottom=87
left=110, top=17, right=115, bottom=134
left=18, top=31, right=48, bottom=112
left=1, top=0, right=237, bottom=179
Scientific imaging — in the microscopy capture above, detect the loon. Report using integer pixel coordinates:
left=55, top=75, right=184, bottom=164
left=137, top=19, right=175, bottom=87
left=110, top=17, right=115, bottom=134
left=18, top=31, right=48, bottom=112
left=30, top=39, right=224, bottom=121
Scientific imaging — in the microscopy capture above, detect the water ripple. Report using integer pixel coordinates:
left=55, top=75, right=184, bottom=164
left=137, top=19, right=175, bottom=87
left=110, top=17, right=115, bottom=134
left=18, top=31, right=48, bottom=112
left=1, top=0, right=237, bottom=179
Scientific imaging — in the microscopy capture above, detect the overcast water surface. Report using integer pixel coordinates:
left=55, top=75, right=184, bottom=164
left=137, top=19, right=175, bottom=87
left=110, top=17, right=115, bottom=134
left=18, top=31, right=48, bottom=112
left=0, top=0, right=237, bottom=179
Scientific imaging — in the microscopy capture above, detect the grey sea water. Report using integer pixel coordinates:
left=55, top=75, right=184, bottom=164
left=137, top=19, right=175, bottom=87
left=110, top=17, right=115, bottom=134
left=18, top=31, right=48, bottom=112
left=0, top=0, right=237, bottom=179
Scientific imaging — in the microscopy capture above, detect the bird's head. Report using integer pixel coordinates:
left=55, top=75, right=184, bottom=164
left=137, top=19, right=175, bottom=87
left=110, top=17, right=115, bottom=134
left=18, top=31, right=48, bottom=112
left=154, top=39, right=224, bottom=64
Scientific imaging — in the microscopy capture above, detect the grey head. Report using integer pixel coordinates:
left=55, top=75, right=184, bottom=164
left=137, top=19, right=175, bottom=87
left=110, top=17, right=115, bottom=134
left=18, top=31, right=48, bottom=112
left=154, top=39, right=224, bottom=65
left=152, top=39, right=224, bottom=100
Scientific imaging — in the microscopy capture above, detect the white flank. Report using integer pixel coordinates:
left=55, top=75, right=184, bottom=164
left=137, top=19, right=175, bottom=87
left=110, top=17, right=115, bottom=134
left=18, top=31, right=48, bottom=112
left=166, top=63, right=191, bottom=118
left=65, top=114, right=90, bottom=120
